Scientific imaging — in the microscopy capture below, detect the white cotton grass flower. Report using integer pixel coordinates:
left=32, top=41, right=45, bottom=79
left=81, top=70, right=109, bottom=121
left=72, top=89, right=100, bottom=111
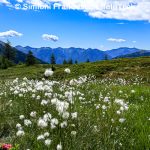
left=45, top=139, right=52, bottom=146
left=44, top=68, right=54, bottom=77
left=62, top=112, right=70, bottom=119
left=19, top=93, right=23, bottom=97
left=57, top=143, right=62, bottom=150
left=64, top=68, right=71, bottom=74
left=71, top=131, right=77, bottom=136
left=104, top=97, right=109, bottom=102
left=24, top=119, right=32, bottom=126
left=44, top=132, right=50, bottom=137
left=16, top=130, right=25, bottom=137
left=51, top=118, right=59, bottom=129
left=119, top=90, right=123, bottom=94
left=55, top=101, right=69, bottom=114
left=60, top=121, right=67, bottom=128
left=36, top=95, right=41, bottom=100
left=102, top=105, right=107, bottom=110
left=41, top=100, right=48, bottom=106
left=71, top=112, right=78, bottom=119
left=111, top=119, right=115, bottom=123
left=32, top=94, right=36, bottom=98
left=19, top=115, right=25, bottom=120
left=131, top=90, right=135, bottom=93
left=51, top=118, right=59, bottom=125
left=43, top=113, right=52, bottom=121
left=51, top=98, right=58, bottom=105
left=16, top=123, right=22, bottom=129
left=37, top=118, right=48, bottom=128
left=37, top=135, right=45, bottom=140
left=30, top=111, right=37, bottom=118
left=116, top=110, right=121, bottom=115
left=119, top=118, right=126, bottom=123
left=96, top=105, right=100, bottom=109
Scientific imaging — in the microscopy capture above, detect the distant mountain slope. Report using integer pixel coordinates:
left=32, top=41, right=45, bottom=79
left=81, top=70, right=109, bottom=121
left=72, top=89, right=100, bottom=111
left=115, top=50, right=150, bottom=58
left=0, top=41, right=46, bottom=64
left=16, top=46, right=109, bottom=64
left=105, top=47, right=140, bottom=58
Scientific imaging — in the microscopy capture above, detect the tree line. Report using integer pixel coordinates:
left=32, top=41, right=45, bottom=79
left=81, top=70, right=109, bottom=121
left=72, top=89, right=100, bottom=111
left=0, top=41, right=37, bottom=69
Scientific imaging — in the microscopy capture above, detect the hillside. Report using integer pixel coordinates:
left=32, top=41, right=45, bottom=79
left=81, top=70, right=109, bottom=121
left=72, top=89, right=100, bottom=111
left=0, top=57, right=149, bottom=82
left=115, top=50, right=150, bottom=58
left=105, top=47, right=140, bottom=58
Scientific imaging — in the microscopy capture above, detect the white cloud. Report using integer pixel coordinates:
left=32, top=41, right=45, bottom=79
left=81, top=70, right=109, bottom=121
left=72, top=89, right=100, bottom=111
left=0, top=30, right=23, bottom=38
left=42, top=34, right=59, bottom=42
left=132, top=40, right=137, bottom=43
left=107, top=38, right=126, bottom=43
left=16, top=0, right=23, bottom=3
left=0, top=0, right=10, bottom=4
left=117, top=22, right=125, bottom=25
left=2, top=0, right=150, bottom=21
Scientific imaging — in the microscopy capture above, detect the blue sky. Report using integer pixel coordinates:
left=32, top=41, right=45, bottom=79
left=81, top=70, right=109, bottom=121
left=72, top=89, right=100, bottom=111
left=0, top=0, right=150, bottom=50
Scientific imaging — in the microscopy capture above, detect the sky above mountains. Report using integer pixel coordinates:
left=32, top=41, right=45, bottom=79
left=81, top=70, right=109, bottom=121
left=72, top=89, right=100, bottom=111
left=0, top=0, right=150, bottom=50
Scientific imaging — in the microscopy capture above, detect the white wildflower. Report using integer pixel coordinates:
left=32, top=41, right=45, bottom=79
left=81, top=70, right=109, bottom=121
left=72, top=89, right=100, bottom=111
left=51, top=98, right=58, bottom=105
left=45, top=139, right=52, bottom=146
left=71, top=131, right=77, bottom=136
left=64, top=68, right=71, bottom=74
left=41, top=100, right=48, bottom=106
left=37, top=135, right=45, bottom=140
left=51, top=118, right=59, bottom=125
left=116, top=110, right=121, bottom=115
left=60, top=121, right=67, bottom=128
left=30, top=111, right=37, bottom=118
left=16, top=123, right=22, bottom=129
left=24, top=119, right=32, bottom=126
left=44, top=69, right=54, bottom=77
left=62, top=112, right=69, bottom=119
left=119, top=118, right=126, bottom=123
left=44, top=132, right=50, bottom=137
left=57, top=143, right=62, bottom=150
left=131, top=90, right=135, bottom=93
left=38, top=118, right=48, bottom=128
left=102, top=105, right=107, bottom=110
left=19, top=115, right=25, bottom=120
left=71, top=112, right=78, bottom=119
left=16, top=130, right=25, bottom=137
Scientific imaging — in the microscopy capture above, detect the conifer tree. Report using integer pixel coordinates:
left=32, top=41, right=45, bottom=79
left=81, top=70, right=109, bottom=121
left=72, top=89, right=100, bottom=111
left=26, top=51, right=36, bottom=66
left=63, top=59, right=67, bottom=64
left=68, top=59, right=73, bottom=64
left=50, top=53, right=56, bottom=64
left=86, top=59, right=90, bottom=63
left=3, top=40, right=16, bottom=62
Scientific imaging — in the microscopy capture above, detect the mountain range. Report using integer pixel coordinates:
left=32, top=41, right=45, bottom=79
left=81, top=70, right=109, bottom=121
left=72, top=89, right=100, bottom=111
left=0, top=40, right=150, bottom=64
left=15, top=45, right=150, bottom=64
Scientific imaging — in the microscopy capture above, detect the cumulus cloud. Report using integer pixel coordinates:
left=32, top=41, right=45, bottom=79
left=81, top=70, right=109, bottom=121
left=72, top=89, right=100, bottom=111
left=0, top=30, right=23, bottom=38
left=0, top=0, right=10, bottom=4
left=2, top=0, right=150, bottom=21
left=107, top=38, right=126, bottom=43
left=42, top=34, right=59, bottom=42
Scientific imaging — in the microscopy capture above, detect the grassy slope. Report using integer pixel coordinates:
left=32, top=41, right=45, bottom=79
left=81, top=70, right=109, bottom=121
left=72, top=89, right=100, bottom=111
left=0, top=57, right=150, bottom=149
left=0, top=57, right=150, bottom=81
